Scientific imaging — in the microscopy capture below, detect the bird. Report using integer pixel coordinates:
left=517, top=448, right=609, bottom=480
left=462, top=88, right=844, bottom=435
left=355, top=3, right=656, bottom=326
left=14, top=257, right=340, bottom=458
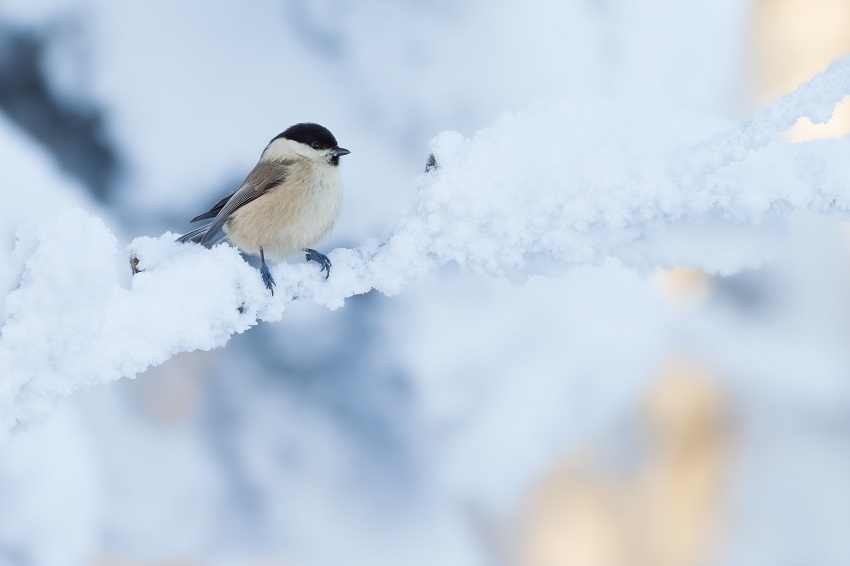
left=177, top=123, right=350, bottom=294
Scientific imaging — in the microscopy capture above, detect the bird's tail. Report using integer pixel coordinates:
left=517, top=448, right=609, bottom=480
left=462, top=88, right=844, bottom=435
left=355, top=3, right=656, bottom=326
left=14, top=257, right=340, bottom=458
left=176, top=224, right=229, bottom=247
left=176, top=225, right=208, bottom=244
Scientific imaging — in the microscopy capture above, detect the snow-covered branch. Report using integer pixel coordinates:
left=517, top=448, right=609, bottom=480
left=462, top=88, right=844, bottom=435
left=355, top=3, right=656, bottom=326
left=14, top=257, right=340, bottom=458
left=2, top=54, right=850, bottom=434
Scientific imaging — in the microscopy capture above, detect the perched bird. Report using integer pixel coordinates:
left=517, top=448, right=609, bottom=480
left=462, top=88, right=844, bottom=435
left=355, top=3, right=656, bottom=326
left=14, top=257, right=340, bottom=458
left=178, top=123, right=350, bottom=293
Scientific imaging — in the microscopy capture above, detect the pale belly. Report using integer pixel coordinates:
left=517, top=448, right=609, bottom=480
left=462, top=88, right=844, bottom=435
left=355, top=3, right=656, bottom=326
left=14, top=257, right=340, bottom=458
left=224, top=174, right=343, bottom=259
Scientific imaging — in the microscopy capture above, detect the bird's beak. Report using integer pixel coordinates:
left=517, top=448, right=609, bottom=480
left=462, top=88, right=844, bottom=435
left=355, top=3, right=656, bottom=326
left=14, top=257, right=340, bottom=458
left=334, top=147, right=351, bottom=157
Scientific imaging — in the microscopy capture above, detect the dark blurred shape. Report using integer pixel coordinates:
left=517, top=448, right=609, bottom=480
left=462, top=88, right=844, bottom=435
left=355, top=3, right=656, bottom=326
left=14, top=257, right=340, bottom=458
left=711, top=268, right=779, bottom=315
left=425, top=153, right=437, bottom=173
left=241, top=291, right=415, bottom=464
left=189, top=290, right=419, bottom=537
left=0, top=21, right=120, bottom=202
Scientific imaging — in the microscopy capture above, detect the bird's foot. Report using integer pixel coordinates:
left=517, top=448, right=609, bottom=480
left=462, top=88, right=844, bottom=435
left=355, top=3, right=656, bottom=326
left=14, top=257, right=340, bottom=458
left=259, top=248, right=276, bottom=295
left=305, top=248, right=331, bottom=279
left=260, top=262, right=276, bottom=294
left=259, top=262, right=276, bottom=294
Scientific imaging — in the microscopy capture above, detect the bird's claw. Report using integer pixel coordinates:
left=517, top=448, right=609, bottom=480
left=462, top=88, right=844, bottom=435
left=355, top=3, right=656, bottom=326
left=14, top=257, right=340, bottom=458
left=305, top=248, right=331, bottom=279
left=260, top=262, right=276, bottom=295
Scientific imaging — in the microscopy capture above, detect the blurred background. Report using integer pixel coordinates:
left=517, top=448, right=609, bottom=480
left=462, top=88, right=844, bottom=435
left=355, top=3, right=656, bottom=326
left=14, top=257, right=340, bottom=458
left=1, top=1, right=850, bottom=565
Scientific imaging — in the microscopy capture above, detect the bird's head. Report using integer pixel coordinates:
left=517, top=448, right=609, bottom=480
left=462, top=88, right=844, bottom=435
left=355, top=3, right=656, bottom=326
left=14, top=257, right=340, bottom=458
left=262, top=122, right=350, bottom=166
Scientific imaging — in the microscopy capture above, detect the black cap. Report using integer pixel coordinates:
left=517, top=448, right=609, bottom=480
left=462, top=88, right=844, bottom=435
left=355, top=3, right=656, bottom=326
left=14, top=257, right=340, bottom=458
left=272, top=123, right=338, bottom=150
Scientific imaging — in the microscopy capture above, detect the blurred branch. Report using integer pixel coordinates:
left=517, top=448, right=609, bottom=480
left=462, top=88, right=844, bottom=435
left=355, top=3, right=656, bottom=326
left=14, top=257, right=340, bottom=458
left=2, top=54, right=850, bottom=435
left=0, top=21, right=120, bottom=201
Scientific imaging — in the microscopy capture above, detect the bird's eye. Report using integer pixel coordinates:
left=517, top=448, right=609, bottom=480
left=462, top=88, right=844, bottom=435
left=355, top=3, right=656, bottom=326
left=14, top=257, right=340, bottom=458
left=311, top=142, right=321, bottom=149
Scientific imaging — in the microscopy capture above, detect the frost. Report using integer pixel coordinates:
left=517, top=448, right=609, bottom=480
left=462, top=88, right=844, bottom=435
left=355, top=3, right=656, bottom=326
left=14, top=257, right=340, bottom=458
left=2, top=55, right=850, bottom=434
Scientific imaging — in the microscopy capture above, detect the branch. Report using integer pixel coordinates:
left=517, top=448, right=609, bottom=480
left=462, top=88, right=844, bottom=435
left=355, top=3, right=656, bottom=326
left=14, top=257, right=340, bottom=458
left=3, top=53, right=850, bottom=435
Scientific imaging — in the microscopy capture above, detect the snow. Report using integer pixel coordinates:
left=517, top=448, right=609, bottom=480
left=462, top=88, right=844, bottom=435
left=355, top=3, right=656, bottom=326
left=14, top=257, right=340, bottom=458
left=0, top=404, right=100, bottom=566
left=4, top=57, right=850, bottom=437
left=0, top=0, right=751, bottom=239
left=2, top=1, right=850, bottom=565
left=0, top=112, right=97, bottom=285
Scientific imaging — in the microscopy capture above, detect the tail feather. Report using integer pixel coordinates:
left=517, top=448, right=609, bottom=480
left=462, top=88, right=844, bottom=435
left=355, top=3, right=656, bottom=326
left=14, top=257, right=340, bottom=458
left=177, top=224, right=229, bottom=247
left=176, top=225, right=208, bottom=244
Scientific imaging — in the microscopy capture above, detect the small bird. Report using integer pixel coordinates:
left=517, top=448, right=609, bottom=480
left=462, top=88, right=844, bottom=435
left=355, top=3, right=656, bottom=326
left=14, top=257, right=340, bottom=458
left=178, top=123, right=350, bottom=293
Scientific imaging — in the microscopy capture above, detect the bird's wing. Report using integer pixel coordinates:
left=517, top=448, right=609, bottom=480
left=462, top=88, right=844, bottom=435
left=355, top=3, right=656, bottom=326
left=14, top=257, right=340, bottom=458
left=190, top=192, right=235, bottom=223
left=198, top=160, right=291, bottom=247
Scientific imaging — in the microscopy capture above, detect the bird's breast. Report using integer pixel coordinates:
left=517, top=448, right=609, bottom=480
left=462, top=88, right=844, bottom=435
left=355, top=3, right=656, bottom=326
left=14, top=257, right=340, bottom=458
left=225, top=163, right=343, bottom=258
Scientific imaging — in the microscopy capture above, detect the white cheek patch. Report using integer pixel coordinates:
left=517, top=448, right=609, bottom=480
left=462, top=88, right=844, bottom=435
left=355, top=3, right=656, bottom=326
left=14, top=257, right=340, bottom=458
left=263, top=138, right=325, bottom=162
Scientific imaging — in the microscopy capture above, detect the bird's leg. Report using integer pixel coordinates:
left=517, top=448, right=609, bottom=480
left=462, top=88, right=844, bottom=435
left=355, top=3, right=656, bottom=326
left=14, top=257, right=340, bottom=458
left=259, top=247, right=276, bottom=294
left=305, top=248, right=331, bottom=279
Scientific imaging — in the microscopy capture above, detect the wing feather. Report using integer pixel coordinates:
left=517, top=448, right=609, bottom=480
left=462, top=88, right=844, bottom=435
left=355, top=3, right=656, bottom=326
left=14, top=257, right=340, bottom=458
left=197, top=161, right=292, bottom=247
left=190, top=192, right=235, bottom=222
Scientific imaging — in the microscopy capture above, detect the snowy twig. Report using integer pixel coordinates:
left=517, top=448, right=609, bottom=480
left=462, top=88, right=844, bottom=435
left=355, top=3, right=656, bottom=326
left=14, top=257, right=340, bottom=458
left=2, top=54, right=850, bottom=434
